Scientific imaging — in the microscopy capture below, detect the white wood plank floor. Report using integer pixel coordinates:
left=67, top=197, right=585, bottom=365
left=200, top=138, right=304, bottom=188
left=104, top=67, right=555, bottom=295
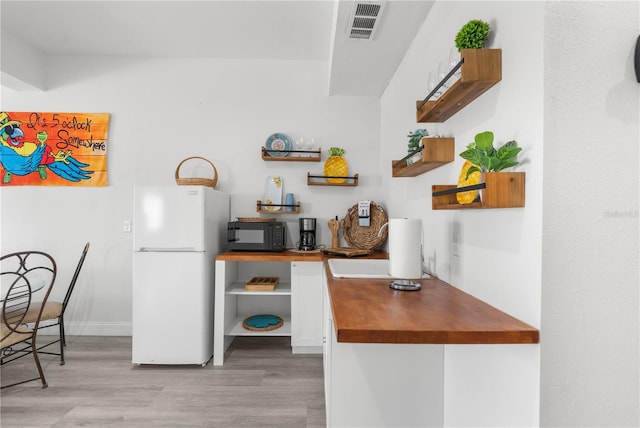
left=1, top=336, right=326, bottom=427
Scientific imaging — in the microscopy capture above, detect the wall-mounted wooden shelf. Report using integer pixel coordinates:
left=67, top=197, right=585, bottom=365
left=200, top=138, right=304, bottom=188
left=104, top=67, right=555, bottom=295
left=392, top=137, right=454, bottom=177
left=306, top=172, right=359, bottom=187
left=256, top=200, right=301, bottom=214
left=416, top=49, right=502, bottom=123
left=432, top=172, right=525, bottom=210
left=261, top=147, right=321, bottom=162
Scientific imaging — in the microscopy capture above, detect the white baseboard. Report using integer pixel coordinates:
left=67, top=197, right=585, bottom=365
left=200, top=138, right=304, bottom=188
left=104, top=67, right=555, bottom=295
left=292, top=346, right=322, bottom=354
left=37, top=321, right=132, bottom=337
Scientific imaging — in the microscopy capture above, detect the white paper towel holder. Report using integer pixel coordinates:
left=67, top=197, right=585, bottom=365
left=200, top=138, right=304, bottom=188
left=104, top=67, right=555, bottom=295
left=378, top=221, right=422, bottom=291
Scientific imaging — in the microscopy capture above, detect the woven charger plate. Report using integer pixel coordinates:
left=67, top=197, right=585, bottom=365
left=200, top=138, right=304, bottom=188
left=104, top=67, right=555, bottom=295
left=341, top=201, right=388, bottom=250
left=242, top=314, right=284, bottom=332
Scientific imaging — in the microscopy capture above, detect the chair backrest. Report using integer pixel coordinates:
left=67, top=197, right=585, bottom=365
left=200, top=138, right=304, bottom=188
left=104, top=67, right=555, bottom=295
left=1, top=251, right=57, bottom=339
left=61, top=242, right=90, bottom=312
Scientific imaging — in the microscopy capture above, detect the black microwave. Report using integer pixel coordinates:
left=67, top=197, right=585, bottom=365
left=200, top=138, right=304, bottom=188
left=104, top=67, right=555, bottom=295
left=227, top=221, right=286, bottom=252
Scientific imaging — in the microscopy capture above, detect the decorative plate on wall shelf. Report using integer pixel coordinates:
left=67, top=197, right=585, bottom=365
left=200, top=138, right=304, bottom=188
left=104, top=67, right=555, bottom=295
left=264, top=133, right=292, bottom=157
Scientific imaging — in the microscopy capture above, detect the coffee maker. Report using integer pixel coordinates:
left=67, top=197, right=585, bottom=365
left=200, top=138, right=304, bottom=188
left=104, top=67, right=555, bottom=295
left=298, top=218, right=316, bottom=251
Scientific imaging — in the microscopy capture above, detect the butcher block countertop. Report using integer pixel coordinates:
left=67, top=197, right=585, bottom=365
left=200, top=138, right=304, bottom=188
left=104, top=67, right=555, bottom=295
left=323, top=252, right=539, bottom=345
left=217, top=249, right=324, bottom=262
left=215, top=250, right=539, bottom=345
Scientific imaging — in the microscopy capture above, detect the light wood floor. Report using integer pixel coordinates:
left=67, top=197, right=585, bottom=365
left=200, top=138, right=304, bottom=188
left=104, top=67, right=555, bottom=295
left=1, top=336, right=326, bottom=427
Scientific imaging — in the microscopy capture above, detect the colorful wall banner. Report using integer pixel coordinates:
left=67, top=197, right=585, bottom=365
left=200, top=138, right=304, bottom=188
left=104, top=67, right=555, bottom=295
left=0, top=112, right=109, bottom=186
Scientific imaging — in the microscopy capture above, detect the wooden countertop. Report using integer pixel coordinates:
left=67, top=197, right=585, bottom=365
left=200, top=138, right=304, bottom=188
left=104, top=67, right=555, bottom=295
left=324, top=255, right=539, bottom=345
left=216, top=249, right=324, bottom=262
left=216, top=250, right=539, bottom=345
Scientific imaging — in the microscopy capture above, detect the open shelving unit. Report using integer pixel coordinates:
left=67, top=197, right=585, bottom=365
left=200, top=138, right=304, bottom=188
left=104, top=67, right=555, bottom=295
left=392, top=137, right=454, bottom=177
left=261, top=147, right=321, bottom=162
left=256, top=200, right=301, bottom=214
left=224, top=281, right=292, bottom=337
left=416, top=49, right=502, bottom=123
left=307, top=172, right=359, bottom=187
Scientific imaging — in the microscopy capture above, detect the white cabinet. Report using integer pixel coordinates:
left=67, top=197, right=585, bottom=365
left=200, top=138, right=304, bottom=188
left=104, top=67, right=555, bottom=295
left=322, top=276, right=445, bottom=427
left=291, top=261, right=323, bottom=353
left=214, top=259, right=322, bottom=366
left=323, top=281, right=333, bottom=424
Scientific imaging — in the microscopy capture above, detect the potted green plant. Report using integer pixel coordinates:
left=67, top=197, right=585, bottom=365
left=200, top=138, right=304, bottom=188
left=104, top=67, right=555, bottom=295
left=455, top=19, right=491, bottom=51
left=459, top=131, right=525, bottom=207
left=460, top=131, right=520, bottom=178
left=406, top=129, right=428, bottom=165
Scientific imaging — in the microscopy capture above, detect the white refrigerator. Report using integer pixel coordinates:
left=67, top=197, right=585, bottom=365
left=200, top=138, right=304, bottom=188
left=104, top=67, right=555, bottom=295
left=132, top=185, right=229, bottom=365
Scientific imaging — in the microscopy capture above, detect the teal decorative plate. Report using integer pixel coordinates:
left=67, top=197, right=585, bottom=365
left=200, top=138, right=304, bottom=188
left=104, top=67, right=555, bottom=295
left=265, top=133, right=292, bottom=157
left=242, top=314, right=283, bottom=331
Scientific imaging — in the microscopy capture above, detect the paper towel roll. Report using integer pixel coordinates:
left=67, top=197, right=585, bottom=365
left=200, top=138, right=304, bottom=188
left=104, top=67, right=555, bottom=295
left=388, top=218, right=422, bottom=279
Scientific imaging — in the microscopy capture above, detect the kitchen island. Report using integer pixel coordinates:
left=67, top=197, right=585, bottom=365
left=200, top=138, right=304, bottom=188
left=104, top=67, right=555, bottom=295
left=322, top=252, right=540, bottom=427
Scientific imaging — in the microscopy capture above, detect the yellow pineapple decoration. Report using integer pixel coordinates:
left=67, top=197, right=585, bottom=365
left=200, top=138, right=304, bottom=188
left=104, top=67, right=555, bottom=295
left=324, top=147, right=348, bottom=184
left=456, top=160, right=481, bottom=204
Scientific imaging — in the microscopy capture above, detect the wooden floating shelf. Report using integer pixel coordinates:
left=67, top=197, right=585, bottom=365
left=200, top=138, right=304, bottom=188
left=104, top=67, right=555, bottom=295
left=307, top=172, right=359, bottom=187
left=261, top=146, right=321, bottom=162
left=256, top=200, right=301, bottom=214
left=432, top=172, right=525, bottom=210
left=392, top=137, right=454, bottom=177
left=417, top=49, right=502, bottom=123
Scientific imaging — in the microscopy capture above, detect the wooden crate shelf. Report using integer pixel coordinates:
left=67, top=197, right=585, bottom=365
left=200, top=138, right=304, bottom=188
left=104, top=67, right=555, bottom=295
left=261, top=146, right=321, bottom=162
left=392, top=137, right=454, bottom=177
left=416, top=49, right=502, bottom=123
left=432, top=172, right=525, bottom=210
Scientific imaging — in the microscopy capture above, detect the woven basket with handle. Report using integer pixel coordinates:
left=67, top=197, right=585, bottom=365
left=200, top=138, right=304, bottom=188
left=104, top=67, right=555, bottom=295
left=175, top=156, right=218, bottom=188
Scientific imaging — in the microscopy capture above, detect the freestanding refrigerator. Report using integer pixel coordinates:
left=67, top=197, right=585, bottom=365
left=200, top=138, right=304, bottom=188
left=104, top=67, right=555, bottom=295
left=132, top=185, right=229, bottom=365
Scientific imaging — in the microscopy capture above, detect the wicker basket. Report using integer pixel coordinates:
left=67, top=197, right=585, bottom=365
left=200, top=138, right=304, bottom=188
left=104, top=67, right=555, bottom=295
left=175, top=156, right=218, bottom=188
left=341, top=201, right=388, bottom=250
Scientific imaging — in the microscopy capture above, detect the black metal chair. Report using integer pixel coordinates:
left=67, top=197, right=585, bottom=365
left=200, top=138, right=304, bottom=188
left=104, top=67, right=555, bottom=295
left=1, top=250, right=57, bottom=389
left=22, top=242, right=89, bottom=365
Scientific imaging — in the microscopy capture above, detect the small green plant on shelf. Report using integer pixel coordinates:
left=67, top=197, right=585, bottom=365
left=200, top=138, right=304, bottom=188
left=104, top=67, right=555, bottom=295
left=407, top=128, right=429, bottom=153
left=455, top=19, right=491, bottom=51
left=406, top=128, right=429, bottom=165
left=459, top=131, right=521, bottom=179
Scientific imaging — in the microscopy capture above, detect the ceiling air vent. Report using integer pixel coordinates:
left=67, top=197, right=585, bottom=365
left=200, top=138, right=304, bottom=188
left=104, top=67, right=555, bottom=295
left=347, top=1, right=385, bottom=41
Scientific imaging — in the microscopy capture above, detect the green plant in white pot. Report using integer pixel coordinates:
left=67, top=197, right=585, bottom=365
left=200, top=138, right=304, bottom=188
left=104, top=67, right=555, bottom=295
left=459, top=131, right=521, bottom=179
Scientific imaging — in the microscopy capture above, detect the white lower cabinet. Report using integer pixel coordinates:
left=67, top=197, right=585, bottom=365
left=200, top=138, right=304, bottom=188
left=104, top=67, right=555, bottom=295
left=213, top=259, right=322, bottom=366
left=323, top=277, right=445, bottom=427
left=291, top=261, right=324, bottom=353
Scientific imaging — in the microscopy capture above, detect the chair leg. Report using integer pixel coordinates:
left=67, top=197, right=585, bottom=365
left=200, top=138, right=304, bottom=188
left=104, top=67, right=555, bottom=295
left=59, top=319, right=65, bottom=365
left=60, top=315, right=66, bottom=346
left=31, top=338, right=48, bottom=388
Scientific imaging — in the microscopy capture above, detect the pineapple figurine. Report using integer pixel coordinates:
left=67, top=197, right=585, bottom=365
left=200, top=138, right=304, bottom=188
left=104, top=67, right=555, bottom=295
left=324, top=147, right=348, bottom=184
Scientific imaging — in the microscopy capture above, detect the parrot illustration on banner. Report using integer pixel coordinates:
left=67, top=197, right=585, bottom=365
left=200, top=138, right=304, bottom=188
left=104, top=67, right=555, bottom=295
left=0, top=112, right=93, bottom=183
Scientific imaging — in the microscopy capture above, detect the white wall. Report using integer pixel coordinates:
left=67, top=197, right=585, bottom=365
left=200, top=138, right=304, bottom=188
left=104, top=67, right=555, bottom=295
left=380, top=1, right=639, bottom=426
left=380, top=2, right=544, bottom=426
left=1, top=56, right=381, bottom=335
left=542, top=1, right=639, bottom=426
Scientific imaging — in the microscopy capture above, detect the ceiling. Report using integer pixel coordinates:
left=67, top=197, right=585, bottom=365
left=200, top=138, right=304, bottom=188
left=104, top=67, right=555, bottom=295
left=0, top=0, right=433, bottom=96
